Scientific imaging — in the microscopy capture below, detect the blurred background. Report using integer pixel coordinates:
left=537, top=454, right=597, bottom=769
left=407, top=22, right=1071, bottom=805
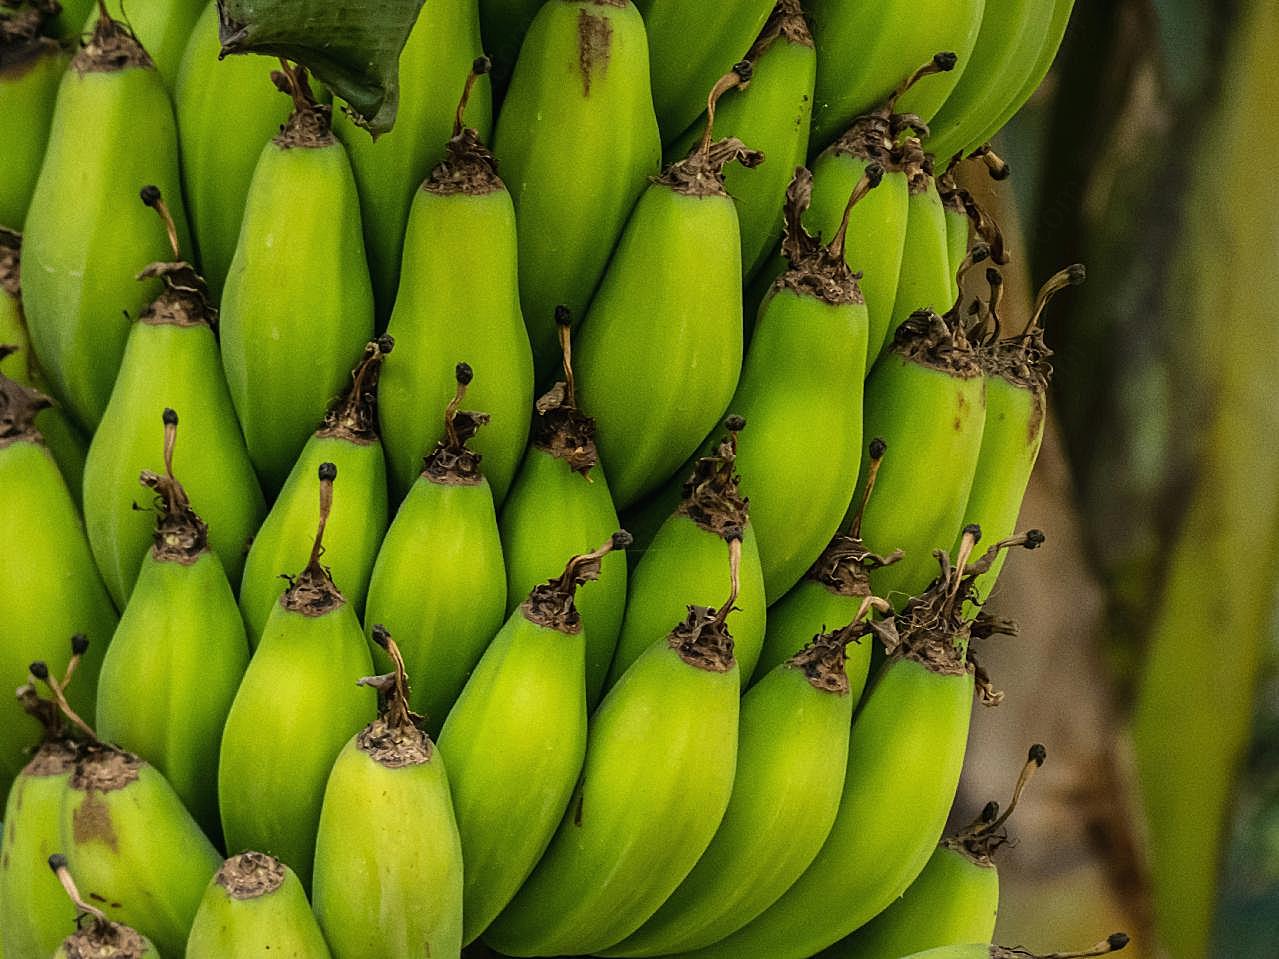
left=950, top=1, right=1279, bottom=956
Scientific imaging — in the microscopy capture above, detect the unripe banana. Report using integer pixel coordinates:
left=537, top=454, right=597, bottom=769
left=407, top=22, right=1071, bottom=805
left=499, top=314, right=627, bottom=706
left=218, top=464, right=376, bottom=889
left=48, top=854, right=160, bottom=959
left=439, top=533, right=628, bottom=944
left=94, top=409, right=250, bottom=841
left=50, top=0, right=95, bottom=38
left=364, top=364, right=506, bottom=733
left=83, top=190, right=265, bottom=607
left=380, top=59, right=532, bottom=505
left=85, top=0, right=205, bottom=90
left=900, top=933, right=1130, bottom=959
left=174, top=1, right=293, bottom=299
left=21, top=8, right=190, bottom=430
left=240, top=337, right=393, bottom=644
left=312, top=627, right=464, bottom=958
left=0, top=5, right=66, bottom=230
left=941, top=172, right=972, bottom=305
left=486, top=539, right=743, bottom=957
left=333, top=0, right=490, bottom=316
left=494, top=0, right=661, bottom=377
left=607, top=419, right=767, bottom=689
left=187, top=852, right=332, bottom=958
left=0, top=375, right=115, bottom=797
left=219, top=62, right=374, bottom=493
left=477, top=0, right=542, bottom=96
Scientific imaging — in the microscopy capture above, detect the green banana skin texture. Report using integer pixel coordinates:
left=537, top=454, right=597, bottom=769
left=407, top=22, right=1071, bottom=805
left=219, top=122, right=374, bottom=494
left=494, top=0, right=661, bottom=378
left=381, top=189, right=532, bottom=506
left=61, top=754, right=222, bottom=958
left=805, top=0, right=986, bottom=150
left=902, top=947, right=997, bottom=959
left=21, top=41, right=190, bottom=431
left=218, top=603, right=375, bottom=889
left=680, top=657, right=975, bottom=959
left=95, top=550, right=249, bottom=840
left=884, top=176, right=956, bottom=359
left=608, top=517, right=766, bottom=689
left=607, top=656, right=853, bottom=956
left=634, top=0, right=774, bottom=141
left=819, top=844, right=997, bottom=959
left=945, top=194, right=970, bottom=306
left=175, top=0, right=293, bottom=300
left=0, top=40, right=65, bottom=231
left=754, top=579, right=872, bottom=697
left=187, top=854, right=332, bottom=958
left=50, top=0, right=95, bottom=38
left=438, top=602, right=594, bottom=944
left=477, top=0, right=543, bottom=95
left=87, top=0, right=206, bottom=90
left=576, top=186, right=746, bottom=509
left=0, top=440, right=115, bottom=796
left=334, top=0, right=491, bottom=316
left=312, top=731, right=464, bottom=957
left=486, top=639, right=740, bottom=956
left=500, top=451, right=625, bottom=707
left=83, top=321, right=266, bottom=609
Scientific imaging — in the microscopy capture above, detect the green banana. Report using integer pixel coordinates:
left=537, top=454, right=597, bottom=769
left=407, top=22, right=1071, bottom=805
left=187, top=852, right=332, bottom=958
left=806, top=0, right=984, bottom=149
left=312, top=628, right=464, bottom=958
left=607, top=611, right=889, bottom=956
left=219, top=62, right=374, bottom=493
left=49, top=0, right=94, bottom=38
left=0, top=3, right=65, bottom=230
left=476, top=0, right=541, bottom=96
left=82, top=189, right=265, bottom=608
left=941, top=171, right=972, bottom=305
left=439, top=533, right=628, bottom=944
left=333, top=0, right=490, bottom=316
left=606, top=418, right=767, bottom=689
left=486, top=537, right=743, bottom=957
left=94, top=408, right=249, bottom=841
left=0, top=374, right=115, bottom=798
left=576, top=69, right=762, bottom=508
left=48, top=854, right=160, bottom=959
left=493, top=0, right=661, bottom=377
left=900, top=933, right=1130, bottom=959
left=364, top=363, right=506, bottom=733
left=754, top=439, right=902, bottom=697
left=21, top=7, right=190, bottom=431
left=677, top=529, right=1042, bottom=958
left=174, top=0, right=293, bottom=300
left=85, top=0, right=204, bottom=90
left=240, top=337, right=392, bottom=645
left=380, top=59, right=532, bottom=505
left=634, top=0, right=774, bottom=141
left=218, top=463, right=376, bottom=889
left=498, top=314, right=627, bottom=707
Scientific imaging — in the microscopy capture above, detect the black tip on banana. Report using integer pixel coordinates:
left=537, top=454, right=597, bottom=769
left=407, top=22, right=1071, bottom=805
left=376, top=333, right=395, bottom=354
left=611, top=530, right=634, bottom=550
left=1024, top=529, right=1045, bottom=549
left=162, top=407, right=178, bottom=427
left=554, top=304, right=572, bottom=327
left=864, top=162, right=885, bottom=189
left=934, top=51, right=958, bottom=72
left=30, top=660, right=50, bottom=680
left=868, top=437, right=888, bottom=460
left=963, top=523, right=982, bottom=544
left=139, top=185, right=162, bottom=207
left=724, top=414, right=747, bottom=433
left=371, top=623, right=391, bottom=649
left=1108, top=933, right=1131, bottom=950
left=985, top=265, right=1001, bottom=285
left=455, top=361, right=474, bottom=386
left=473, top=55, right=492, bottom=76
left=732, top=60, right=753, bottom=83
left=318, top=461, right=338, bottom=483
left=979, top=800, right=999, bottom=823
left=1029, top=743, right=1048, bottom=766
left=48, top=852, right=68, bottom=872
left=723, top=524, right=744, bottom=543
left=71, top=633, right=90, bottom=655
left=1067, top=263, right=1088, bottom=285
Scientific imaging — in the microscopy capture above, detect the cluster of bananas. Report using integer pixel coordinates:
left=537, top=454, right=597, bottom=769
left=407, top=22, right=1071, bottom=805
left=0, top=1, right=1127, bottom=958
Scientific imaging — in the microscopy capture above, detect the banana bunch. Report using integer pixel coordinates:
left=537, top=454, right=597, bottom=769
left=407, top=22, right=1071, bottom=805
left=0, top=0, right=1104, bottom=956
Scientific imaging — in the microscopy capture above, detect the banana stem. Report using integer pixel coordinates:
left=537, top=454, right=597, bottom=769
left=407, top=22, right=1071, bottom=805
left=697, top=62, right=752, bottom=157
left=1021, top=264, right=1087, bottom=341
left=827, top=163, right=884, bottom=264
left=60, top=634, right=89, bottom=690
left=555, top=306, right=576, bottom=407
left=982, top=743, right=1047, bottom=835
left=883, top=51, right=957, bottom=116
left=453, top=56, right=491, bottom=139
left=28, top=660, right=96, bottom=742
left=139, top=186, right=180, bottom=260
left=553, top=531, right=630, bottom=595
left=969, top=144, right=1012, bottom=181
left=712, top=534, right=743, bottom=629
left=850, top=438, right=887, bottom=539
left=49, top=853, right=109, bottom=924
left=306, top=462, right=337, bottom=572
left=996, top=934, right=1130, bottom=958
left=443, top=362, right=473, bottom=449
left=369, top=625, right=415, bottom=730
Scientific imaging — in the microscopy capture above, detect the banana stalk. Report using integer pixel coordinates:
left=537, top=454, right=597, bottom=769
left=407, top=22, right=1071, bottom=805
left=900, top=934, right=1129, bottom=959
left=49, top=854, right=160, bottom=958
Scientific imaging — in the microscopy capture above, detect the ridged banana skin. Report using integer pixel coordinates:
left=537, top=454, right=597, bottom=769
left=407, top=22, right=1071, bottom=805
left=0, top=42, right=66, bottom=230
left=494, top=0, right=661, bottom=378
left=0, top=759, right=76, bottom=958
left=218, top=605, right=375, bottom=889
left=88, top=0, right=206, bottom=90
left=175, top=0, right=293, bottom=300
left=82, top=321, right=266, bottom=608
left=944, top=198, right=970, bottom=306
left=334, top=0, right=491, bottom=316
left=186, top=861, right=332, bottom=958
left=311, top=739, right=464, bottom=958
left=634, top=0, right=775, bottom=141
left=95, top=550, right=250, bottom=840
left=363, top=478, right=507, bottom=733
left=477, top=0, right=543, bottom=93
left=806, top=0, right=986, bottom=150
left=753, top=579, right=872, bottom=698
left=607, top=663, right=852, bottom=956
left=61, top=762, right=222, bottom=958
left=220, top=137, right=374, bottom=494
left=607, top=516, right=766, bottom=689
left=380, top=188, right=533, bottom=506
left=855, top=356, right=986, bottom=606
left=884, top=178, right=955, bottom=360
left=240, top=435, right=388, bottom=645
left=22, top=65, right=190, bottom=432
left=486, top=641, right=740, bottom=956
left=437, top=613, right=589, bottom=944
left=679, top=658, right=975, bottom=959
left=576, top=187, right=744, bottom=509
left=819, top=844, right=998, bottom=959
left=499, top=449, right=626, bottom=707
left=0, top=441, right=116, bottom=795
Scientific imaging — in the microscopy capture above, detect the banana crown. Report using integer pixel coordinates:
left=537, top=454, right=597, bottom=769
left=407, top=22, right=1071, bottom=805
left=318, top=335, right=394, bottom=443
left=50, top=853, right=154, bottom=958
left=0, top=227, right=19, bottom=298
left=214, top=852, right=288, bottom=901
left=280, top=463, right=346, bottom=615
left=678, top=416, right=749, bottom=537
left=0, top=349, right=52, bottom=445
left=943, top=742, right=1047, bottom=866
left=890, top=308, right=983, bottom=377
left=665, top=534, right=742, bottom=673
left=980, top=264, right=1087, bottom=394
left=421, top=363, right=491, bottom=485
left=656, top=65, right=764, bottom=198
left=748, top=0, right=813, bottom=57
left=786, top=596, right=892, bottom=694
left=425, top=56, right=503, bottom=196
left=0, top=0, right=56, bottom=56
left=72, top=5, right=153, bottom=73
left=808, top=438, right=904, bottom=594
left=16, top=681, right=78, bottom=777
left=134, top=187, right=217, bottom=330
left=521, top=531, right=631, bottom=633
left=532, top=308, right=598, bottom=475
left=269, top=62, right=334, bottom=149
left=138, top=410, right=210, bottom=562
left=356, top=626, right=432, bottom=768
